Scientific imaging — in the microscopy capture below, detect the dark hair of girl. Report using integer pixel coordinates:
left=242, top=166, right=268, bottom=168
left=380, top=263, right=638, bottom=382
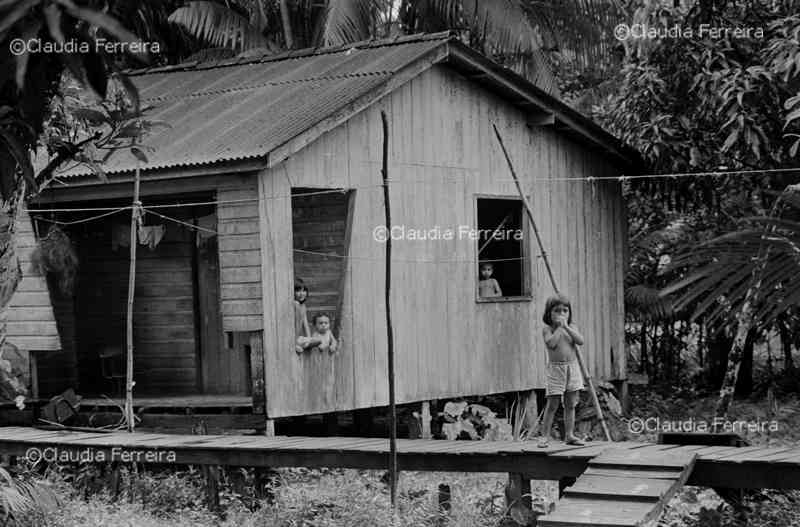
left=542, top=294, right=572, bottom=326
left=294, top=283, right=309, bottom=304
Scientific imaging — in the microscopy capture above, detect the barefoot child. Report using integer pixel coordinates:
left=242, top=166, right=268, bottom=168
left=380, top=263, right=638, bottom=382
left=478, top=262, right=502, bottom=298
left=538, top=294, right=585, bottom=447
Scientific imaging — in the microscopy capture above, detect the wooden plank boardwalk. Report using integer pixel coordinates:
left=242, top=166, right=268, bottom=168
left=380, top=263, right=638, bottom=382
left=4, top=427, right=800, bottom=525
left=538, top=448, right=697, bottom=527
left=1, top=427, right=800, bottom=494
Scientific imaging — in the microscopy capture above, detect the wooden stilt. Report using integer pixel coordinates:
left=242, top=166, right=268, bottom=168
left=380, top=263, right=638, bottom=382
left=505, top=473, right=533, bottom=525
left=108, top=462, right=121, bottom=498
left=265, top=418, right=275, bottom=437
left=194, top=421, right=220, bottom=510
left=437, top=483, right=452, bottom=525
left=421, top=401, right=432, bottom=439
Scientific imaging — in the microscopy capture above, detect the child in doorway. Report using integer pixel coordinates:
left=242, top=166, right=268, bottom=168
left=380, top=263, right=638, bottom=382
left=538, top=294, right=586, bottom=447
left=310, top=314, right=338, bottom=354
left=478, top=262, right=502, bottom=297
left=294, top=282, right=322, bottom=353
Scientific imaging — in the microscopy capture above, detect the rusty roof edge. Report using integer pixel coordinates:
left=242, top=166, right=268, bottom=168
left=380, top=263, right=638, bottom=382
left=125, top=31, right=459, bottom=77
left=444, top=42, right=644, bottom=172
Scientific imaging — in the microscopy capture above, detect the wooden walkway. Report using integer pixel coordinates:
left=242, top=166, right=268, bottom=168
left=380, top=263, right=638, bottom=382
left=2, top=427, right=800, bottom=525
left=538, top=448, right=697, bottom=527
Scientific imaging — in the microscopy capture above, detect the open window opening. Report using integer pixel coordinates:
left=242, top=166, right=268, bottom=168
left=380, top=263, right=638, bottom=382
left=475, top=197, right=529, bottom=301
left=291, top=188, right=353, bottom=350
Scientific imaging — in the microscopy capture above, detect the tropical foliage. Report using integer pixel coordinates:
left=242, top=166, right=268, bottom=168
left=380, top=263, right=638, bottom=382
left=167, top=0, right=629, bottom=95
left=1, top=1, right=155, bottom=407
left=593, top=1, right=800, bottom=394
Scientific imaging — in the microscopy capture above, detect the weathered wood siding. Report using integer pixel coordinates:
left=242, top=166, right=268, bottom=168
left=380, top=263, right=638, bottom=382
left=6, top=210, right=61, bottom=351
left=218, top=180, right=263, bottom=332
left=260, top=66, right=627, bottom=417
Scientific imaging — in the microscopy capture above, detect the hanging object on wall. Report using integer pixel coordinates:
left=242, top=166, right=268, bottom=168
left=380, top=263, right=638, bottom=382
left=137, top=224, right=165, bottom=250
left=111, top=222, right=166, bottom=250
left=195, top=214, right=216, bottom=246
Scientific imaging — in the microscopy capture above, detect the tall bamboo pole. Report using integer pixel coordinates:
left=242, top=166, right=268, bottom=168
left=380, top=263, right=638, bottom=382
left=124, top=163, right=141, bottom=432
left=492, top=124, right=611, bottom=442
left=380, top=111, right=398, bottom=505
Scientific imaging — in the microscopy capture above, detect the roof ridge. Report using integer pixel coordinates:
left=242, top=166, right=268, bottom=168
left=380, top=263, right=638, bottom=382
left=125, top=31, right=457, bottom=76
left=141, top=70, right=394, bottom=103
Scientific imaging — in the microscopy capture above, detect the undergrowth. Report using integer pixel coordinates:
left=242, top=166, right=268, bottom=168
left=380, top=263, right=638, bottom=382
left=24, top=393, right=800, bottom=527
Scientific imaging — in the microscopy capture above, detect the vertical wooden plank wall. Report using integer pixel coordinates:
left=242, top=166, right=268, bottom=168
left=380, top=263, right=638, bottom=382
left=6, top=209, right=61, bottom=351
left=260, top=66, right=628, bottom=417
left=218, top=180, right=263, bottom=332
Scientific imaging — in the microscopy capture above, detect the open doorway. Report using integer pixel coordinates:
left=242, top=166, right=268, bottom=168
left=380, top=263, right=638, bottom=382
left=291, top=188, right=353, bottom=341
left=38, top=195, right=248, bottom=399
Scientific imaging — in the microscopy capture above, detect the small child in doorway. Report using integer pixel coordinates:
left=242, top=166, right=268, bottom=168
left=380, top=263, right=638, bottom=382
left=538, top=294, right=586, bottom=447
left=478, top=262, right=502, bottom=298
left=295, top=282, right=322, bottom=353
left=310, top=314, right=338, bottom=354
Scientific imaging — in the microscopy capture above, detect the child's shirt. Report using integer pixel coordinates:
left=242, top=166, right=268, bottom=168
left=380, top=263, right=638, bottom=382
left=294, top=301, right=310, bottom=338
left=542, top=325, right=578, bottom=363
left=478, top=278, right=502, bottom=297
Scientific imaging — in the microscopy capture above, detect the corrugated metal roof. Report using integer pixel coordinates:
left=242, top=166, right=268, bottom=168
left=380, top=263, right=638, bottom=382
left=52, top=35, right=451, bottom=177
left=42, top=31, right=641, bottom=179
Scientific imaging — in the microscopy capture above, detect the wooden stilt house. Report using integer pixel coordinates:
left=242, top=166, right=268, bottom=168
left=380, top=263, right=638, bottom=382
left=20, top=32, right=640, bottom=423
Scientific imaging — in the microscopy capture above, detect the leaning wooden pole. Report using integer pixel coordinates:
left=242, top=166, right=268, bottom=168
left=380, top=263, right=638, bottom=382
left=380, top=111, right=398, bottom=505
left=492, top=124, right=611, bottom=442
left=124, top=163, right=141, bottom=432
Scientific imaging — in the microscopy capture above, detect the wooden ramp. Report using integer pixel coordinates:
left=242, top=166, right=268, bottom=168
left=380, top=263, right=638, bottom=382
left=538, top=447, right=697, bottom=527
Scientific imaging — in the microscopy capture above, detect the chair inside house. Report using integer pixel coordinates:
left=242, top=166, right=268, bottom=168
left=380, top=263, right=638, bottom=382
left=99, top=345, right=125, bottom=397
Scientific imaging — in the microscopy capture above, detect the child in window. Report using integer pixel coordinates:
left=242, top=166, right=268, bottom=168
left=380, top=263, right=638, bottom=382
left=310, top=314, right=338, bottom=354
left=294, top=282, right=321, bottom=353
left=478, top=262, right=502, bottom=297
left=538, top=294, right=585, bottom=447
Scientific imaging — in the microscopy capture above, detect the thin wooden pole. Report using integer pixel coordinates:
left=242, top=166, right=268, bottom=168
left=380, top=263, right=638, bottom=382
left=124, top=164, right=141, bottom=432
left=380, top=111, right=397, bottom=505
left=492, top=124, right=611, bottom=442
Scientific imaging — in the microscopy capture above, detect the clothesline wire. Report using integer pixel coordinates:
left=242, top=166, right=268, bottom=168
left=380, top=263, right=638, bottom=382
left=293, top=248, right=530, bottom=264
left=149, top=207, right=533, bottom=264
left=31, top=206, right=131, bottom=226
left=22, top=186, right=371, bottom=214
left=23, top=165, right=800, bottom=214
left=142, top=207, right=218, bottom=235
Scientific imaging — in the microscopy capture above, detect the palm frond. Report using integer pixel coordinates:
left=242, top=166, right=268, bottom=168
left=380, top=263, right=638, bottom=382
left=0, top=466, right=58, bottom=520
left=625, top=284, right=673, bottom=320
left=320, top=0, right=381, bottom=47
left=168, top=1, right=268, bottom=51
left=661, top=198, right=800, bottom=331
left=460, top=0, right=542, bottom=54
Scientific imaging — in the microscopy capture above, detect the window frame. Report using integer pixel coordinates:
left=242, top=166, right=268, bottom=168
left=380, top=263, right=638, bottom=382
left=473, top=194, right=533, bottom=304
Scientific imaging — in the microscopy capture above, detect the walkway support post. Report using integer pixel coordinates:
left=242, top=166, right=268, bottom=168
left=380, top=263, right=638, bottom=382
left=380, top=111, right=398, bottom=506
left=492, top=124, right=611, bottom=442
left=124, top=162, right=141, bottom=432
